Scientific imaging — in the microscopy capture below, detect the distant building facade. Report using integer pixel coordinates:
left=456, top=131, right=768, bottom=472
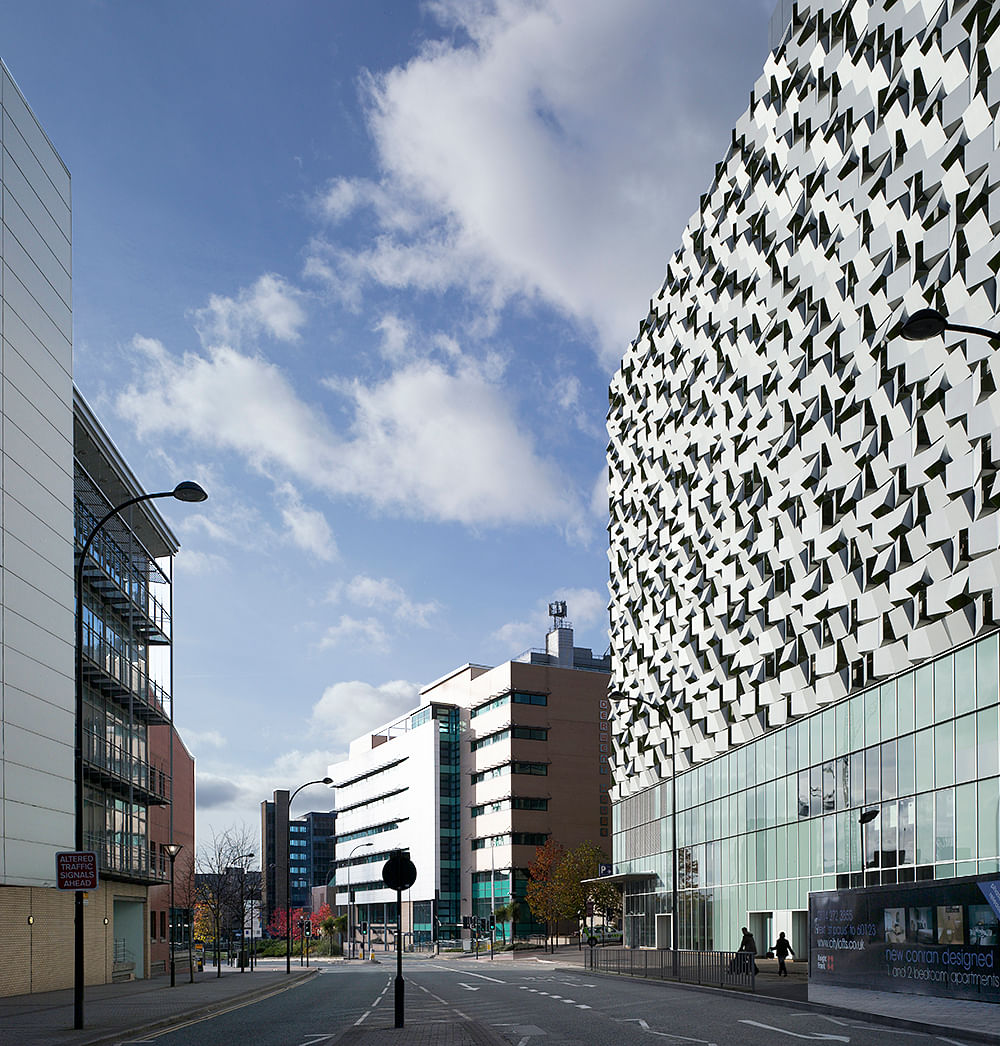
left=328, top=611, right=610, bottom=948
left=607, top=0, right=1000, bottom=967
left=260, top=794, right=335, bottom=931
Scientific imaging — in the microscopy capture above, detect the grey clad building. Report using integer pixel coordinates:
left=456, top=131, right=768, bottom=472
left=607, top=0, right=1000, bottom=964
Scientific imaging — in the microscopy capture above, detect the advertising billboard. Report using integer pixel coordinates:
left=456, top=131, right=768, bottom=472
left=810, top=874, right=1000, bottom=1002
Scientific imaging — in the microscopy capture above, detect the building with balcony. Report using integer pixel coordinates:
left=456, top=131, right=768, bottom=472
left=607, top=0, right=1000, bottom=983
left=328, top=608, right=609, bottom=949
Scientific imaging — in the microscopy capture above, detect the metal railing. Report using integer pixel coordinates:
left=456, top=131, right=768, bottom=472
left=81, top=621, right=172, bottom=720
left=589, top=947, right=756, bottom=991
left=84, top=730, right=171, bottom=802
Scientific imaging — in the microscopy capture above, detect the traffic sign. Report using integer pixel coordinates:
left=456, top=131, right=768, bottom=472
left=56, top=851, right=99, bottom=890
left=382, top=851, right=417, bottom=891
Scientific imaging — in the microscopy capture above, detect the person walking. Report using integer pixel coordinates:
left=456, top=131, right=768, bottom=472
left=773, top=931, right=795, bottom=976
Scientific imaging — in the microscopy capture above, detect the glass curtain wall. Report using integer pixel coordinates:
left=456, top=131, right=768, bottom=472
left=614, top=633, right=1000, bottom=950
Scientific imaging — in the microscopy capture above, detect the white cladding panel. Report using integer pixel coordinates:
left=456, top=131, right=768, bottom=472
left=608, top=1, right=1000, bottom=799
left=0, top=60, right=74, bottom=886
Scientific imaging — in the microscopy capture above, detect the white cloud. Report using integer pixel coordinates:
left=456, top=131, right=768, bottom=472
left=275, top=483, right=338, bottom=561
left=319, top=615, right=391, bottom=652
left=309, top=679, right=422, bottom=750
left=195, top=273, right=307, bottom=345
left=174, top=547, right=229, bottom=575
left=177, top=727, right=227, bottom=751
left=331, top=573, right=440, bottom=628
left=117, top=336, right=585, bottom=535
left=307, top=0, right=767, bottom=363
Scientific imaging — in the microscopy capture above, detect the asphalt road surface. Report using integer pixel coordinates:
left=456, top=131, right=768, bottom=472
left=139, top=957, right=975, bottom=1046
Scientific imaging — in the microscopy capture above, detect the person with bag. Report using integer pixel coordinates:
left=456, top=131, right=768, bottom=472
left=773, top=931, right=795, bottom=976
left=737, top=926, right=759, bottom=975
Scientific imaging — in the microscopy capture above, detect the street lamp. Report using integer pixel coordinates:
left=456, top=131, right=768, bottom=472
left=74, top=481, right=207, bottom=1029
left=162, top=843, right=183, bottom=987
left=900, top=308, right=1000, bottom=344
left=285, top=777, right=333, bottom=974
left=347, top=842, right=374, bottom=959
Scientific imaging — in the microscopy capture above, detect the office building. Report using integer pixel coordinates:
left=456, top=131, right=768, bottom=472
left=607, top=0, right=1000, bottom=968
left=260, top=794, right=335, bottom=931
left=329, top=608, right=610, bottom=947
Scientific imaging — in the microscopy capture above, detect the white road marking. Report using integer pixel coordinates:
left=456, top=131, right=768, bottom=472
left=298, top=1038, right=331, bottom=1046
left=458, top=983, right=481, bottom=991
left=354, top=1010, right=371, bottom=1026
left=740, top=1020, right=850, bottom=1042
left=937, top=1039, right=974, bottom=1046
left=462, top=970, right=506, bottom=983
left=562, top=999, right=576, bottom=1004
left=576, top=1005, right=591, bottom=1010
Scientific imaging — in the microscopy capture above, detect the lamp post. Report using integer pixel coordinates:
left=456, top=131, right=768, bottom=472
left=900, top=308, right=1000, bottom=344
left=859, top=808, right=880, bottom=886
left=347, top=842, right=374, bottom=959
left=284, top=778, right=333, bottom=974
left=74, top=481, right=207, bottom=1030
left=162, top=843, right=183, bottom=987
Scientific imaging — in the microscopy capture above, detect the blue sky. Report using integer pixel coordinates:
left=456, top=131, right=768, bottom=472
left=2, top=0, right=773, bottom=840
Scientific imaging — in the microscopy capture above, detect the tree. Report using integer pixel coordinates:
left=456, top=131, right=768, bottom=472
left=555, top=842, right=620, bottom=947
left=494, top=898, right=521, bottom=945
left=525, top=840, right=567, bottom=952
left=196, top=825, right=257, bottom=977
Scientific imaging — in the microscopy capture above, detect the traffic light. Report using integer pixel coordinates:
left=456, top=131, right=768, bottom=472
left=462, top=915, right=471, bottom=929
left=361, top=922, right=368, bottom=934
left=489, top=914, right=496, bottom=930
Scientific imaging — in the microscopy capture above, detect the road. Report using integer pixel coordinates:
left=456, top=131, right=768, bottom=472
left=141, top=957, right=974, bottom=1046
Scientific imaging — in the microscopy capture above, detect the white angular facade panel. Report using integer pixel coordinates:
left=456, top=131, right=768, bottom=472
left=0, top=59, right=74, bottom=887
left=608, top=0, right=1000, bottom=800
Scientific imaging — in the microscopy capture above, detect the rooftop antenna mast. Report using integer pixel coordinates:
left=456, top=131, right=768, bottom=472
left=548, top=600, right=568, bottom=628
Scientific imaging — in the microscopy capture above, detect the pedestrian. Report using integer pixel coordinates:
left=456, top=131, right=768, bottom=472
left=738, top=926, right=759, bottom=975
left=773, top=931, right=795, bottom=976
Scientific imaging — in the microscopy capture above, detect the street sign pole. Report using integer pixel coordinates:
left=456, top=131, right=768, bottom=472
left=381, top=849, right=417, bottom=1030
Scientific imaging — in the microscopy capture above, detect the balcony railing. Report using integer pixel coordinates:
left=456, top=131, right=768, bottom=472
left=85, top=831, right=169, bottom=885
left=81, top=621, right=172, bottom=723
left=83, top=730, right=171, bottom=804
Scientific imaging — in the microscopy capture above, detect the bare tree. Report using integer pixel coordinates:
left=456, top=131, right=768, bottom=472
left=196, top=826, right=257, bottom=977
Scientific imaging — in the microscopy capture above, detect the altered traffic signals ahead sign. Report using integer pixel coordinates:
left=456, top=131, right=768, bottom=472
left=56, top=851, right=99, bottom=890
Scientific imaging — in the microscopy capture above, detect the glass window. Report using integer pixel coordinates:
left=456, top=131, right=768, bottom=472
left=915, top=728, right=934, bottom=793
left=864, top=688, right=880, bottom=746
left=977, top=634, right=999, bottom=708
left=811, top=715, right=823, bottom=765
left=897, top=672, right=915, bottom=735
left=978, top=778, right=999, bottom=860
left=823, top=815, right=836, bottom=873
left=915, top=665, right=934, bottom=729
left=955, top=645, right=975, bottom=716
left=935, top=655, right=955, bottom=721
left=797, top=770, right=810, bottom=818
left=810, top=765, right=823, bottom=817
left=880, top=682, right=897, bottom=739
left=955, top=783, right=977, bottom=861
left=836, top=809, right=851, bottom=871
left=835, top=755, right=849, bottom=811
left=799, top=719, right=810, bottom=770
left=880, top=741, right=897, bottom=800
left=934, top=721, right=954, bottom=788
left=897, top=733, right=915, bottom=798
left=849, top=695, right=865, bottom=750
left=850, top=750, right=865, bottom=808
left=916, top=792, right=934, bottom=865
left=880, top=800, right=898, bottom=867
left=955, top=714, right=977, bottom=785
left=835, top=701, right=850, bottom=760
left=898, top=796, right=915, bottom=866
left=978, top=705, right=999, bottom=778
left=865, top=746, right=880, bottom=804
left=821, top=761, right=836, bottom=812
left=823, top=708, right=837, bottom=762
left=935, top=790, right=955, bottom=861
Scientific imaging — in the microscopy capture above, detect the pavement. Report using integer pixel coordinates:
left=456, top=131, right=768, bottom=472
left=0, top=949, right=997, bottom=1046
